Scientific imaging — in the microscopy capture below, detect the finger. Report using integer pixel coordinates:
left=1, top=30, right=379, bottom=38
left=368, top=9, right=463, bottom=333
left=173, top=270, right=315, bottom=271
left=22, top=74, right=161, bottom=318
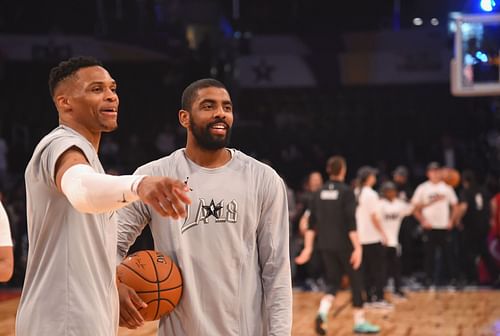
left=150, top=198, right=170, bottom=217
left=130, top=290, right=147, bottom=309
left=160, top=199, right=179, bottom=219
left=173, top=186, right=192, bottom=204
left=121, top=306, right=140, bottom=328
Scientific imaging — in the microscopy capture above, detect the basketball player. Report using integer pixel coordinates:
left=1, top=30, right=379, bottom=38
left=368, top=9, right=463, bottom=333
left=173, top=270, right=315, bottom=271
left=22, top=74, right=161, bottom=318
left=16, top=56, right=191, bottom=336
left=0, top=200, right=13, bottom=282
left=411, top=162, right=459, bottom=288
left=295, top=156, right=380, bottom=334
left=116, top=79, right=292, bottom=335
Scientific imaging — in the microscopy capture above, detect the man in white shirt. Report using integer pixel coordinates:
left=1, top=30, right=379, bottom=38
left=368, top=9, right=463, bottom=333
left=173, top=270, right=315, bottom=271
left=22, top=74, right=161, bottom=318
left=356, top=166, right=391, bottom=308
left=411, top=162, right=459, bottom=288
left=0, top=200, right=13, bottom=282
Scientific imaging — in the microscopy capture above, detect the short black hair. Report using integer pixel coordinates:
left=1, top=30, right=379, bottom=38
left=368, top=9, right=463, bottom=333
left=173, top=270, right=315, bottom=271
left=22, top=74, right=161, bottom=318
left=181, top=78, right=227, bottom=111
left=462, top=169, right=476, bottom=186
left=48, top=56, right=103, bottom=97
left=326, top=156, right=346, bottom=176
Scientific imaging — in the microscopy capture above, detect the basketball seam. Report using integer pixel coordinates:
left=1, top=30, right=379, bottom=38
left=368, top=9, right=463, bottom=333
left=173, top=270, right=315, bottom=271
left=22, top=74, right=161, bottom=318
left=146, top=250, right=162, bottom=320
left=135, top=284, right=183, bottom=294
left=120, top=263, right=159, bottom=284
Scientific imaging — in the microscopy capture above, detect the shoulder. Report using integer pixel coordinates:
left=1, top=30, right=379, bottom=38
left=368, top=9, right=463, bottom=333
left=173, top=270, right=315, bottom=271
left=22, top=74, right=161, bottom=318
left=134, top=149, right=184, bottom=175
left=233, top=150, right=282, bottom=180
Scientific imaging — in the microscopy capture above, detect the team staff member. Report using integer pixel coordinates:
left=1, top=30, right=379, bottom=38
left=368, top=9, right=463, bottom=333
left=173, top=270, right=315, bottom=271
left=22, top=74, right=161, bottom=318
left=412, top=162, right=459, bottom=288
left=356, top=166, right=391, bottom=308
left=116, top=79, right=292, bottom=336
left=16, top=56, right=190, bottom=336
left=296, top=156, right=379, bottom=335
left=0, top=200, right=13, bottom=282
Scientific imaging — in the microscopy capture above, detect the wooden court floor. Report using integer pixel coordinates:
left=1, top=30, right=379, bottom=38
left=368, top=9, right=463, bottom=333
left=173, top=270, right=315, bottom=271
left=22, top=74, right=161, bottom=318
left=1, top=289, right=500, bottom=335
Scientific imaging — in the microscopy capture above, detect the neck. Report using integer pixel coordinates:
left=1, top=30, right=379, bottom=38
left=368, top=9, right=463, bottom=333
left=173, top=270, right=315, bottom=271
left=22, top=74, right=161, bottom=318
left=185, top=142, right=231, bottom=168
left=329, top=174, right=344, bottom=182
left=60, top=120, right=101, bottom=151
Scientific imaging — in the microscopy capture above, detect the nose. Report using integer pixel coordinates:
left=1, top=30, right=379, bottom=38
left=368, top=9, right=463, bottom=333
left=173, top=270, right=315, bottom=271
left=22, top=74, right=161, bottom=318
left=104, top=88, right=118, bottom=102
left=213, top=105, right=226, bottom=119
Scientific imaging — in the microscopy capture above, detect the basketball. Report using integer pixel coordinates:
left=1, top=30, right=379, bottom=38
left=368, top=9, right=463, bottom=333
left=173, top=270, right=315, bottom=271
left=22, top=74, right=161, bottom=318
left=117, top=250, right=183, bottom=321
left=442, top=168, right=461, bottom=188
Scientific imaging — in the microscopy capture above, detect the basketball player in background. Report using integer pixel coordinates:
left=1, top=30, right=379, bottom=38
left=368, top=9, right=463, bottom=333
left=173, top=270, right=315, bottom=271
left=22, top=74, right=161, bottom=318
left=116, top=79, right=292, bottom=335
left=456, top=170, right=499, bottom=286
left=16, top=56, right=191, bottom=336
left=411, top=162, right=459, bottom=289
left=0, top=200, right=13, bottom=282
left=295, top=156, right=380, bottom=335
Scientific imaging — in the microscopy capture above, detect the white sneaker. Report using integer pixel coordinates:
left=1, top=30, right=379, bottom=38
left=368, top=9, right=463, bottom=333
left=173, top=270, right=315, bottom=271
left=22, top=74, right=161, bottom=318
left=370, top=300, right=394, bottom=310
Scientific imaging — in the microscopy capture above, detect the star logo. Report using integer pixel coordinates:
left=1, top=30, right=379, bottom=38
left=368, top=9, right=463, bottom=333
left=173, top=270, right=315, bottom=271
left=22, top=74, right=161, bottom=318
left=253, top=58, right=275, bottom=83
left=202, top=199, right=223, bottom=219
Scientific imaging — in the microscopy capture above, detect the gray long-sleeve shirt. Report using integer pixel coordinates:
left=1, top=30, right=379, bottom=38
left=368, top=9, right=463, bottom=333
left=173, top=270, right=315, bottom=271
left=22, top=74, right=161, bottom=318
left=116, top=148, right=292, bottom=336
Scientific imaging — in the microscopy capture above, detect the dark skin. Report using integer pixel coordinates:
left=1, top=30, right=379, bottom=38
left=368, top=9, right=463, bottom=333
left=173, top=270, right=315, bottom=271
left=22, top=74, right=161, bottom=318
left=119, top=86, right=235, bottom=329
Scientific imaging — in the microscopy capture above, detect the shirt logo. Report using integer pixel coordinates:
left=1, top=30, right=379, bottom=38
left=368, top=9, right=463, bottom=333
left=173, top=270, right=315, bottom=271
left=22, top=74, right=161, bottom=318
left=181, top=198, right=238, bottom=233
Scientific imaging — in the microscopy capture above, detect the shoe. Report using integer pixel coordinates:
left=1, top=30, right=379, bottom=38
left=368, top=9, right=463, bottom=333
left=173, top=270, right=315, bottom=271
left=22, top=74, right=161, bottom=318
left=370, top=300, right=394, bottom=310
left=353, top=321, right=380, bottom=333
left=315, top=315, right=327, bottom=335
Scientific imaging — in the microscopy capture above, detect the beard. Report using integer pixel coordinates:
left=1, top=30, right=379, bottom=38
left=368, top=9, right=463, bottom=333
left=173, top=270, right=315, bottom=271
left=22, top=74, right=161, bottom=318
left=190, top=117, right=231, bottom=150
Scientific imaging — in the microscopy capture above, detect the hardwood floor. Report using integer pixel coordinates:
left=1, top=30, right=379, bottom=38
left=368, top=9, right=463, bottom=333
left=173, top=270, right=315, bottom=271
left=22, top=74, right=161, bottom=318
left=2, top=289, right=500, bottom=335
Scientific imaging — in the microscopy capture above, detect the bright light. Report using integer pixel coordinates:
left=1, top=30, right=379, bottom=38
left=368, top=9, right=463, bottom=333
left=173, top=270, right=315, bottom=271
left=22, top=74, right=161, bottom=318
left=413, top=17, right=423, bottom=26
left=480, top=0, right=496, bottom=12
left=430, top=18, right=440, bottom=26
left=475, top=51, right=489, bottom=62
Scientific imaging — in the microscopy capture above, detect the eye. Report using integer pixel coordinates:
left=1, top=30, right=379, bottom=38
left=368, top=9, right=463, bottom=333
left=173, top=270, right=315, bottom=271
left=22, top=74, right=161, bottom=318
left=224, top=105, right=233, bottom=112
left=92, top=86, right=103, bottom=93
left=110, top=87, right=117, bottom=93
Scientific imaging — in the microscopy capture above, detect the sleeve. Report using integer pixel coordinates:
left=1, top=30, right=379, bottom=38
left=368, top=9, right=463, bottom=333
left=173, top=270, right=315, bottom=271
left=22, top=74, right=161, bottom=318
left=39, top=135, right=94, bottom=188
left=115, top=166, right=153, bottom=264
left=411, top=185, right=423, bottom=206
left=365, top=191, right=379, bottom=215
left=448, top=186, right=459, bottom=205
left=343, top=188, right=357, bottom=232
left=0, top=202, right=12, bottom=247
left=115, top=201, right=151, bottom=265
left=256, top=171, right=292, bottom=335
left=308, top=194, right=318, bottom=231
left=402, top=201, right=415, bottom=217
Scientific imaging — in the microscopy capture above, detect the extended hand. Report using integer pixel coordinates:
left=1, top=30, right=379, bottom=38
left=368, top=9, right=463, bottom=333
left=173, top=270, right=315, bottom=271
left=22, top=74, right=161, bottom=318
left=350, top=247, right=362, bottom=270
left=137, top=176, right=191, bottom=218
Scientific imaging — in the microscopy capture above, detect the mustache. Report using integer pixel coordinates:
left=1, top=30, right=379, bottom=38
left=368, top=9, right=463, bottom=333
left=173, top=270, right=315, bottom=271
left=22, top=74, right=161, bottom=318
left=207, top=119, right=229, bottom=129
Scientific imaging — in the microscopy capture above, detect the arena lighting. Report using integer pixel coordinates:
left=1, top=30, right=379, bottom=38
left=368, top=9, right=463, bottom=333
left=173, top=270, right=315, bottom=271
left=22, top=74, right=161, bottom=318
left=480, top=0, right=496, bottom=12
left=430, top=18, right=440, bottom=26
left=475, top=51, right=489, bottom=62
left=413, top=17, right=423, bottom=26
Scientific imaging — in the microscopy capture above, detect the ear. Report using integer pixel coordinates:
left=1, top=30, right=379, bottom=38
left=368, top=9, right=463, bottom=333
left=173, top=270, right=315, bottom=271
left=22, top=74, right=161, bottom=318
left=54, top=94, right=71, bottom=112
left=178, top=109, right=190, bottom=128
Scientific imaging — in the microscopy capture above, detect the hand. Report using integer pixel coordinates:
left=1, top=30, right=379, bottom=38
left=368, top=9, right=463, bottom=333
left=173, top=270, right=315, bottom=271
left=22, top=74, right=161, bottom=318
left=118, top=281, right=147, bottom=329
left=137, top=176, right=191, bottom=219
left=350, top=247, right=362, bottom=270
left=380, top=234, right=388, bottom=246
left=421, top=219, right=432, bottom=230
left=446, top=220, right=454, bottom=230
left=295, top=248, right=312, bottom=265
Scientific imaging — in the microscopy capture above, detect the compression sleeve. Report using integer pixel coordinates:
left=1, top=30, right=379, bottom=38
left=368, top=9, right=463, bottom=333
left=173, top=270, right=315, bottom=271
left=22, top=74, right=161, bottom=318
left=61, top=164, right=146, bottom=214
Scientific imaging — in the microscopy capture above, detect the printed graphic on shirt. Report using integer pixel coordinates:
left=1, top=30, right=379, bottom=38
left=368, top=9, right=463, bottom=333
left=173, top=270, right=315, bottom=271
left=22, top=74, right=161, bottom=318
left=181, top=198, right=238, bottom=233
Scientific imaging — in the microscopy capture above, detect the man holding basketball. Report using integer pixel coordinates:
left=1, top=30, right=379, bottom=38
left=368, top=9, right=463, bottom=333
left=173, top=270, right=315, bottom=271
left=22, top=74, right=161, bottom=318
left=16, top=56, right=190, bottom=336
left=116, top=78, right=292, bottom=335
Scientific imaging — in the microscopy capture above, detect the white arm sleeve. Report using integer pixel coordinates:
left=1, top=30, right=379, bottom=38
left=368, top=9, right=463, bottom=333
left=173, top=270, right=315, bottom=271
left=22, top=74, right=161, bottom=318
left=61, top=164, right=146, bottom=214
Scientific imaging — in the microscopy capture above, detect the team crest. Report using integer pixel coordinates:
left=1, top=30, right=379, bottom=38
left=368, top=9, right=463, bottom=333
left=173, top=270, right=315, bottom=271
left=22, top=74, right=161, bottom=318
left=181, top=198, right=238, bottom=233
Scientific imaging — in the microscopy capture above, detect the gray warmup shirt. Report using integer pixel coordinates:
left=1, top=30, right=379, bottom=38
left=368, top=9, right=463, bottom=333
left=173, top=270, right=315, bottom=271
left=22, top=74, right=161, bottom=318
left=116, top=149, right=292, bottom=336
left=16, top=126, right=119, bottom=336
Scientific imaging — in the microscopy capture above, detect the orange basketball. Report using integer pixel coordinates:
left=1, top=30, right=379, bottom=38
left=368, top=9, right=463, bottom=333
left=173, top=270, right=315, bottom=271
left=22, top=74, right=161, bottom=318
left=442, top=168, right=461, bottom=188
left=117, top=250, right=183, bottom=321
